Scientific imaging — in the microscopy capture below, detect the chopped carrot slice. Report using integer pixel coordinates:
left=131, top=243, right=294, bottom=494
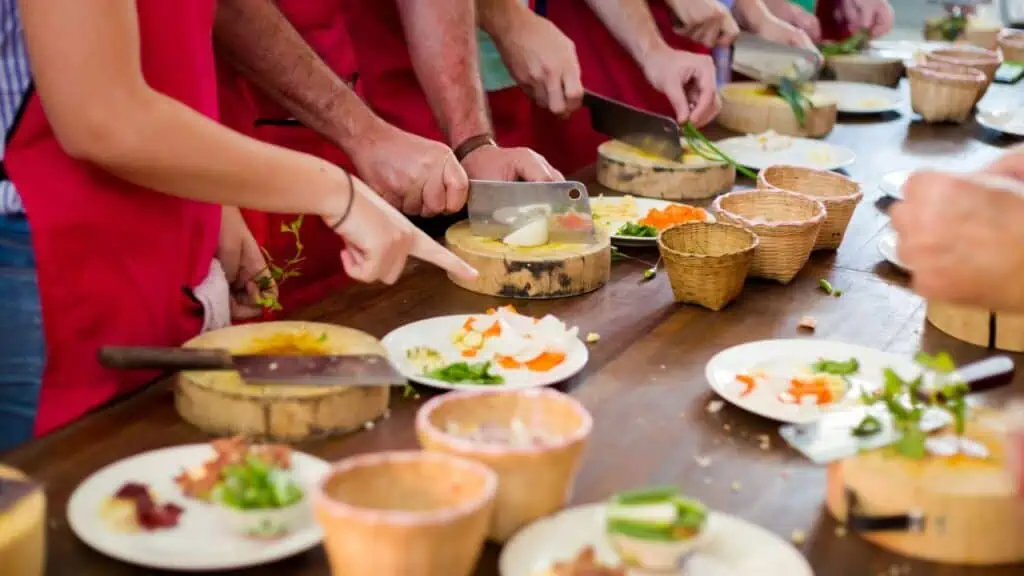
left=495, top=356, right=522, bottom=370
left=461, top=349, right=478, bottom=358
left=525, top=352, right=565, bottom=372
left=482, top=322, right=501, bottom=337
left=736, top=374, right=757, bottom=397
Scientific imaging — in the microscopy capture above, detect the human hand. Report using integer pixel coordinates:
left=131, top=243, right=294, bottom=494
left=348, top=121, right=470, bottom=218
left=840, top=0, right=895, bottom=39
left=666, top=0, right=740, bottom=48
left=642, top=47, right=720, bottom=128
left=757, top=14, right=821, bottom=54
left=889, top=171, right=1024, bottom=312
left=758, top=0, right=822, bottom=43
left=491, top=10, right=583, bottom=116
left=328, top=173, right=478, bottom=285
left=217, top=206, right=277, bottom=319
left=461, top=144, right=563, bottom=182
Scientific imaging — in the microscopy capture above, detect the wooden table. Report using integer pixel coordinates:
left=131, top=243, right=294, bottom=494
left=4, top=82, right=1023, bottom=576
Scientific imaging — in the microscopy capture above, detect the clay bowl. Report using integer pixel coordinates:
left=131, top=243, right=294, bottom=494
left=314, top=451, right=497, bottom=576
left=416, top=389, right=592, bottom=542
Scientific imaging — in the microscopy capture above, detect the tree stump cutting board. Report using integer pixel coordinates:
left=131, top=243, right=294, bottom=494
left=445, top=220, right=611, bottom=299
left=0, top=466, right=45, bottom=576
left=596, top=140, right=735, bottom=200
left=175, top=321, right=390, bottom=442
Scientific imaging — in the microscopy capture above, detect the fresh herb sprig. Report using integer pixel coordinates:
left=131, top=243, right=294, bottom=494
left=773, top=77, right=815, bottom=128
left=251, top=216, right=306, bottom=311
left=682, top=122, right=758, bottom=180
left=936, top=15, right=967, bottom=42
left=611, top=247, right=659, bottom=282
left=426, top=361, right=504, bottom=385
left=616, top=222, right=658, bottom=238
left=819, top=29, right=870, bottom=57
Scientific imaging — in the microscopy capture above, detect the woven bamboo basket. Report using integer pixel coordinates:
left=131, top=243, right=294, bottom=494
left=711, top=189, right=825, bottom=284
left=999, top=29, right=1024, bottom=63
left=924, top=46, right=1001, bottom=103
left=757, top=165, right=863, bottom=250
left=657, top=222, right=758, bottom=311
left=907, top=62, right=986, bottom=123
left=825, top=54, right=904, bottom=87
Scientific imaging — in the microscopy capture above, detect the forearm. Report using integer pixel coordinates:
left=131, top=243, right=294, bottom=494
left=582, top=0, right=668, bottom=65
left=213, top=0, right=384, bottom=151
left=397, top=0, right=491, bottom=146
left=733, top=0, right=775, bottom=32
left=74, top=90, right=350, bottom=216
left=477, top=0, right=531, bottom=39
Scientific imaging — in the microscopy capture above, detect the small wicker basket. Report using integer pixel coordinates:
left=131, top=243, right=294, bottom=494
left=657, top=222, right=758, bottom=311
left=924, top=46, right=1001, bottom=104
left=711, top=189, right=825, bottom=284
left=999, top=29, right=1024, bottom=63
left=907, top=62, right=987, bottom=123
left=757, top=165, right=863, bottom=251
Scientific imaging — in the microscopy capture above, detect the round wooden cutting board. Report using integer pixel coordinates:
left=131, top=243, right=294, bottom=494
left=175, top=321, right=390, bottom=442
left=718, top=82, right=837, bottom=138
left=445, top=221, right=611, bottom=299
left=0, top=465, right=45, bottom=576
left=596, top=140, right=735, bottom=200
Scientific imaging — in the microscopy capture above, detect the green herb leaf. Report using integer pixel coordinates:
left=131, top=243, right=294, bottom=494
left=611, top=485, right=679, bottom=506
left=682, top=122, right=758, bottom=180
left=913, top=351, right=956, bottom=374
left=851, top=414, right=882, bottom=437
left=895, top=424, right=927, bottom=459
left=811, top=357, right=859, bottom=376
left=774, top=78, right=814, bottom=128
left=616, top=222, right=658, bottom=238
left=425, top=361, right=504, bottom=385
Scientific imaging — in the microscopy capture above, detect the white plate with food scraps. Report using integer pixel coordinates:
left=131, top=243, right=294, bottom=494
left=705, top=339, right=920, bottom=424
left=500, top=503, right=812, bottom=576
left=878, top=169, right=911, bottom=199
left=877, top=230, right=909, bottom=272
left=713, top=133, right=856, bottom=171
left=976, top=107, right=1024, bottom=138
left=592, top=195, right=715, bottom=247
left=67, top=444, right=329, bottom=571
left=813, top=81, right=903, bottom=114
left=382, top=307, right=589, bottom=391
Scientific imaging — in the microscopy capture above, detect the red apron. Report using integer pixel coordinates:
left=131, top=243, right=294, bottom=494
left=217, top=0, right=356, bottom=311
left=816, top=0, right=849, bottom=42
left=6, top=0, right=222, bottom=436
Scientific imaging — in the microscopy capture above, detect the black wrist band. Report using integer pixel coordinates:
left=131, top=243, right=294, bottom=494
left=325, top=171, right=356, bottom=231
left=454, top=133, right=497, bottom=162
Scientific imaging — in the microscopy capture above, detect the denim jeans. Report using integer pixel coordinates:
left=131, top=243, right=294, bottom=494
left=0, top=215, right=43, bottom=452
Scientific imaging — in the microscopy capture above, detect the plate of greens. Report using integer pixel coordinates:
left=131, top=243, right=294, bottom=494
left=592, top=195, right=714, bottom=247
left=382, top=309, right=589, bottom=391
left=704, top=339, right=918, bottom=424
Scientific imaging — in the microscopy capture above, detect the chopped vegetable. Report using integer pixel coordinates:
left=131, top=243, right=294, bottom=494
left=637, top=205, right=707, bottom=231
left=682, top=122, right=758, bottom=179
left=819, top=278, right=836, bottom=295
left=819, top=29, right=869, bottom=57
left=406, top=346, right=446, bottom=374
left=798, top=316, right=817, bottom=330
left=736, top=373, right=757, bottom=397
left=773, top=77, right=814, bottom=128
left=585, top=332, right=601, bottom=344
left=211, top=454, right=304, bottom=511
left=811, top=357, right=859, bottom=376
left=606, top=486, right=707, bottom=541
left=425, top=361, right=504, bottom=385
left=851, top=414, right=882, bottom=437
left=615, top=222, right=658, bottom=238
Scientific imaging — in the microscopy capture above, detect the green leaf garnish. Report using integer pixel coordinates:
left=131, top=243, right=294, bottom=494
left=851, top=414, right=882, bottom=437
left=811, top=357, right=859, bottom=376
left=212, top=454, right=304, bottom=510
left=425, top=361, right=504, bottom=385
left=819, top=29, right=870, bottom=57
left=611, top=485, right=678, bottom=505
left=773, top=78, right=814, bottom=127
left=682, top=122, right=758, bottom=180
left=616, top=222, right=658, bottom=238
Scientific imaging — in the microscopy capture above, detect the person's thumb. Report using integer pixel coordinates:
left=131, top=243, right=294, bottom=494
left=442, top=153, right=470, bottom=213
left=409, top=228, right=478, bottom=281
left=985, top=147, right=1024, bottom=182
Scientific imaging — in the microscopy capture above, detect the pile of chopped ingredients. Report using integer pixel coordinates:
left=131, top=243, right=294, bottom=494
left=210, top=452, right=304, bottom=514
left=406, top=306, right=579, bottom=385
left=103, top=482, right=184, bottom=531
left=733, top=357, right=857, bottom=406
left=540, top=546, right=626, bottom=576
left=605, top=485, right=708, bottom=556
left=819, top=29, right=869, bottom=57
left=443, top=418, right=561, bottom=448
left=175, top=436, right=292, bottom=500
left=682, top=122, right=758, bottom=179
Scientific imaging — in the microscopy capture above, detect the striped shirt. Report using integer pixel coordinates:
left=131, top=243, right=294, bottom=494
left=0, top=0, right=32, bottom=215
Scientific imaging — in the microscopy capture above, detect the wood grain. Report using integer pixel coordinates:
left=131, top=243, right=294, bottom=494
left=3, top=81, right=1024, bottom=576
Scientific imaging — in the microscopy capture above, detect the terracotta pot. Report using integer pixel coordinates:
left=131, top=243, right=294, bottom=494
left=314, top=451, right=497, bottom=576
left=416, top=389, right=592, bottom=542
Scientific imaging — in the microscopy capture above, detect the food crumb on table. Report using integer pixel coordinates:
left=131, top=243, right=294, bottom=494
left=694, top=455, right=711, bottom=467
left=585, top=332, right=600, bottom=344
left=798, top=315, right=817, bottom=330
left=731, top=481, right=741, bottom=492
left=757, top=434, right=771, bottom=450
left=706, top=400, right=724, bottom=414
left=723, top=423, right=731, bottom=432
left=363, top=421, right=375, bottom=430
left=835, top=525, right=848, bottom=537
left=791, top=529, right=806, bottom=545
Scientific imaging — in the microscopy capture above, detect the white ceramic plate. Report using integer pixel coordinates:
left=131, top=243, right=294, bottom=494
left=976, top=107, right=1024, bottom=138
left=867, top=39, right=953, bottom=66
left=814, top=81, right=903, bottom=114
left=713, top=136, right=856, bottom=171
left=500, top=503, right=813, bottom=576
left=879, top=169, right=910, bottom=198
left=382, top=314, right=589, bottom=391
left=67, top=444, right=329, bottom=571
left=704, top=339, right=917, bottom=424
left=592, top=196, right=715, bottom=247
left=877, top=230, right=909, bottom=272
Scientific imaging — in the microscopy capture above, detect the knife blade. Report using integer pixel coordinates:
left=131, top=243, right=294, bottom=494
left=582, top=90, right=683, bottom=161
left=731, top=32, right=822, bottom=87
left=779, top=356, right=1015, bottom=464
left=466, top=180, right=597, bottom=244
left=98, top=346, right=405, bottom=387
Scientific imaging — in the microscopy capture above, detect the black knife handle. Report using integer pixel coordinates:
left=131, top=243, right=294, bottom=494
left=954, top=355, right=1015, bottom=394
left=253, top=118, right=302, bottom=127
left=99, top=346, right=234, bottom=371
left=875, top=195, right=900, bottom=215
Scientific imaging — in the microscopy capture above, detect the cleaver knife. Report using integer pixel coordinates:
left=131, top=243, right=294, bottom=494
left=582, top=90, right=683, bottom=161
left=731, top=32, right=823, bottom=87
left=466, top=180, right=597, bottom=244
left=98, top=346, right=405, bottom=387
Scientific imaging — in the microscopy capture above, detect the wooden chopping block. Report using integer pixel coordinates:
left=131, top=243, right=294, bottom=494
left=0, top=466, right=45, bottom=576
left=718, top=82, right=837, bottom=138
left=596, top=140, right=735, bottom=201
left=825, top=414, right=1024, bottom=565
left=444, top=220, right=610, bottom=299
left=175, top=321, right=390, bottom=442
left=926, top=301, right=1024, bottom=352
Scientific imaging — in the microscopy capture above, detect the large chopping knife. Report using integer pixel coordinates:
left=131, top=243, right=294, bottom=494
left=731, top=32, right=823, bottom=87
left=98, top=346, right=405, bottom=387
left=466, top=180, right=597, bottom=244
left=582, top=90, right=683, bottom=161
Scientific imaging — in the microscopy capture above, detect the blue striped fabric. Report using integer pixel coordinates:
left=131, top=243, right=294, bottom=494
left=0, top=0, right=32, bottom=215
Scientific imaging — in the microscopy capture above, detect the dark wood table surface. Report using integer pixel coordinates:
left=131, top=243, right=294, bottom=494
left=4, top=81, right=1023, bottom=576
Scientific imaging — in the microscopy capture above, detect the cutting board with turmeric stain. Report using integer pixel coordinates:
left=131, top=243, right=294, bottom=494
left=444, top=220, right=611, bottom=299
